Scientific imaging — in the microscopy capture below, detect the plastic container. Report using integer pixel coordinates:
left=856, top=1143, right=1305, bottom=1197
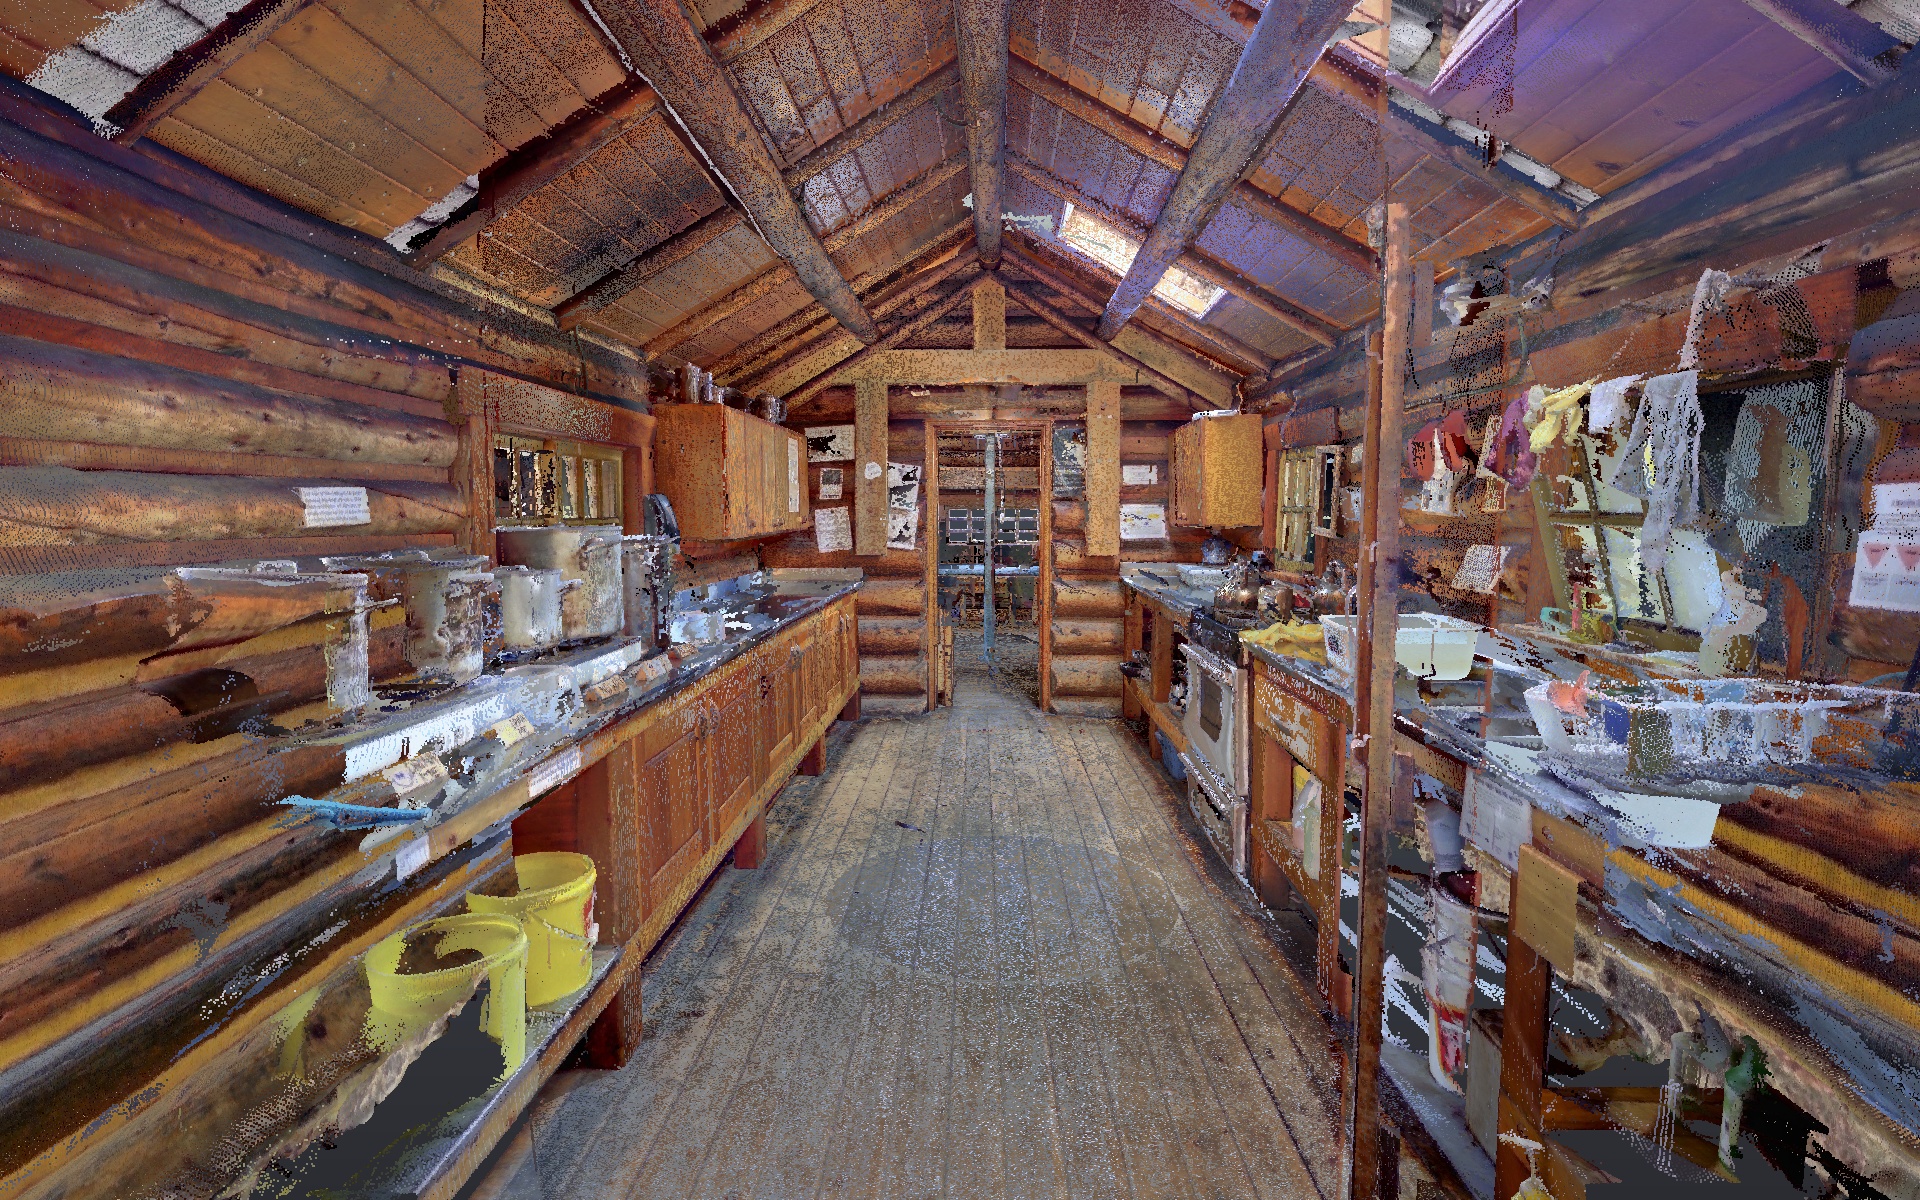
left=364, top=913, right=527, bottom=1073
left=468, top=852, right=597, bottom=1006
left=1320, top=613, right=1481, bottom=681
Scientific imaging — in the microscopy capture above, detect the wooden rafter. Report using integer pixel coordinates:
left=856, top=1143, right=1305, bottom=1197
left=555, top=207, right=745, bottom=330
left=820, top=157, right=968, bottom=254
left=785, top=272, right=989, bottom=408
left=711, top=222, right=974, bottom=381
left=104, top=0, right=313, bottom=144
left=781, top=60, right=961, bottom=193
left=1099, top=0, right=1356, bottom=340
left=706, top=0, right=825, bottom=62
left=1001, top=238, right=1274, bottom=375
left=1007, top=52, right=1378, bottom=279
left=643, top=261, right=790, bottom=356
left=956, top=0, right=1013, bottom=265
left=1005, top=153, right=1341, bottom=346
left=1738, top=0, right=1901, bottom=85
left=1001, top=281, right=1203, bottom=406
left=590, top=0, right=880, bottom=342
left=408, top=79, right=661, bottom=265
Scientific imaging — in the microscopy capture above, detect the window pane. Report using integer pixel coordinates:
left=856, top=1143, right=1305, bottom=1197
left=1550, top=523, right=1610, bottom=613
left=1603, top=527, right=1666, bottom=622
left=1586, top=433, right=1647, bottom=514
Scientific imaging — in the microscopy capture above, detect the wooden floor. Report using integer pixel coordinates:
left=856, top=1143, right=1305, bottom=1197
left=478, top=658, right=1344, bottom=1200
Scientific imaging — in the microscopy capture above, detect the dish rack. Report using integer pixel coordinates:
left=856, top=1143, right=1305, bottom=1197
left=1524, top=678, right=1873, bottom=770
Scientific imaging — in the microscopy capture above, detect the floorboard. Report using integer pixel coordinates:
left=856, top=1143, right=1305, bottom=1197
left=486, top=650, right=1340, bottom=1200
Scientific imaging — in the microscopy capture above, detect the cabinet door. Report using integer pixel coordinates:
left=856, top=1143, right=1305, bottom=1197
left=707, top=665, right=758, bottom=839
left=762, top=635, right=797, bottom=770
left=637, top=696, right=708, bottom=916
left=1170, top=422, right=1201, bottom=527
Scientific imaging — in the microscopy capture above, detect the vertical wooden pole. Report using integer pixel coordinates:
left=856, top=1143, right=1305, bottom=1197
left=1122, top=594, right=1144, bottom=720
left=1150, top=606, right=1173, bottom=704
left=1348, top=201, right=1412, bottom=1200
left=1085, top=380, right=1121, bottom=558
left=925, top=420, right=940, bottom=712
left=1039, top=417, right=1055, bottom=712
left=855, top=380, right=888, bottom=554
left=973, top=276, right=1007, bottom=349
left=1497, top=871, right=1554, bottom=1198
left=580, top=742, right=644, bottom=1066
left=450, top=368, right=497, bottom=562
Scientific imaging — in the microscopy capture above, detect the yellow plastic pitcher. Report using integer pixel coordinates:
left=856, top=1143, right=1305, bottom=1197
left=467, top=852, right=597, bottom=1007
left=364, top=913, right=528, bottom=1074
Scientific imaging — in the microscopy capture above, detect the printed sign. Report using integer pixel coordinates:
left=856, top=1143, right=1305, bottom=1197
left=1122, top=463, right=1158, bottom=486
left=1119, top=503, right=1167, bottom=541
left=1871, top=481, right=1920, bottom=527
left=1462, top=768, right=1533, bottom=872
left=815, top=506, right=853, bottom=553
left=818, top=467, right=844, bottom=500
left=395, top=835, right=431, bottom=881
left=529, top=745, right=582, bottom=799
left=297, top=486, right=370, bottom=528
left=788, top=437, right=801, bottom=513
left=805, top=424, right=854, bottom=462
left=489, top=713, right=537, bottom=746
left=887, top=505, right=919, bottom=551
left=1851, top=531, right=1920, bottom=612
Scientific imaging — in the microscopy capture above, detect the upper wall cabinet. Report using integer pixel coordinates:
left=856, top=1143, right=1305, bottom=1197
left=1170, top=413, right=1265, bottom=530
left=654, top=405, right=811, bottom=541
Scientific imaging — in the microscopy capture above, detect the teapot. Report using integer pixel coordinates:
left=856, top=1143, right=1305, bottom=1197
left=1309, top=561, right=1356, bottom=616
left=1213, top=555, right=1262, bottom=616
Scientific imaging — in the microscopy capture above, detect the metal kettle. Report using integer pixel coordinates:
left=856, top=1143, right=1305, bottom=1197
left=1309, top=561, right=1356, bottom=616
left=1212, top=553, right=1264, bottom=616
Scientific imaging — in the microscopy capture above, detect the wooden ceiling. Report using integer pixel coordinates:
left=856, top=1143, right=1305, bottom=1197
left=3, top=0, right=1906, bottom=403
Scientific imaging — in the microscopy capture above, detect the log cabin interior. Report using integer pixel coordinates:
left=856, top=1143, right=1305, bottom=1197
left=3, top=0, right=1920, bottom=1197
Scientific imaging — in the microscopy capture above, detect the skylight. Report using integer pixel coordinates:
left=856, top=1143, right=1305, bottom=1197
left=1058, top=203, right=1226, bottom=318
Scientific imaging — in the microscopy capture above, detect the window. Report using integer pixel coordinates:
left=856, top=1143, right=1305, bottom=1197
left=1059, top=203, right=1225, bottom=318
left=1532, top=430, right=1722, bottom=644
left=494, top=435, right=623, bottom=525
left=1274, top=447, right=1330, bottom=567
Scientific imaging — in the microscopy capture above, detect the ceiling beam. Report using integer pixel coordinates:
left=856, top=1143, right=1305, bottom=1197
left=710, top=221, right=973, bottom=381
left=787, top=272, right=989, bottom=408
left=782, top=59, right=961, bottom=194
left=1737, top=0, right=1901, bottom=85
left=1008, top=52, right=1376, bottom=278
left=1002, top=237, right=1272, bottom=375
left=1099, top=0, right=1356, bottom=340
left=644, top=260, right=790, bottom=357
left=590, top=0, right=880, bottom=342
left=105, top=0, right=313, bottom=143
left=1005, top=153, right=1340, bottom=345
left=408, top=78, right=660, bottom=265
left=956, top=0, right=1013, bottom=265
left=1002, top=281, right=1203, bottom=406
left=555, top=206, right=745, bottom=329
left=821, top=156, right=968, bottom=254
left=706, top=0, right=825, bottom=62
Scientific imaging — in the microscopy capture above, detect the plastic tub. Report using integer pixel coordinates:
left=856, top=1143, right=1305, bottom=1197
left=468, top=852, right=597, bottom=1006
left=1321, top=613, right=1481, bottom=681
left=364, top=913, right=528, bottom=1073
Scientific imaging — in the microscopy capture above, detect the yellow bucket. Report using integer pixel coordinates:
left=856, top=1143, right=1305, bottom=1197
left=364, top=913, right=528, bottom=1074
left=467, top=852, right=597, bottom=1007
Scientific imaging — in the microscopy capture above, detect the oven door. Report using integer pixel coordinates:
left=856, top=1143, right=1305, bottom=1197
left=1178, top=642, right=1247, bottom=797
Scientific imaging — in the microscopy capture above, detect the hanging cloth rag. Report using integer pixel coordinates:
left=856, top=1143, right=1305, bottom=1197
left=1587, top=374, right=1642, bottom=434
left=1523, top=380, right=1597, bottom=451
left=1678, top=269, right=1734, bottom=371
left=1608, top=370, right=1703, bottom=572
left=1485, top=393, right=1538, bottom=489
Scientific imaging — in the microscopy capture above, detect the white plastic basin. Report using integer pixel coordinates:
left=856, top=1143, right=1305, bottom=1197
left=1320, top=613, right=1480, bottom=681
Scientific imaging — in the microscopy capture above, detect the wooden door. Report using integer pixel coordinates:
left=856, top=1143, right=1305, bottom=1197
left=707, top=664, right=758, bottom=839
left=762, top=633, right=797, bottom=770
left=637, top=695, right=708, bottom=916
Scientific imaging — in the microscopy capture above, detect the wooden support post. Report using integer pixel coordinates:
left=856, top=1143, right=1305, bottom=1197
left=798, top=735, right=827, bottom=776
left=1497, top=876, right=1555, bottom=1199
left=974, top=276, right=1007, bottom=350
left=854, top=380, right=889, bottom=555
left=925, top=419, right=940, bottom=712
left=1412, top=259, right=1435, bottom=350
left=1150, top=606, right=1174, bottom=704
left=1347, top=198, right=1411, bottom=1200
left=1039, top=416, right=1056, bottom=712
left=1085, top=380, right=1120, bottom=558
left=733, top=810, right=767, bottom=869
left=578, top=742, right=643, bottom=1067
left=1122, top=596, right=1145, bottom=720
left=839, top=691, right=863, bottom=722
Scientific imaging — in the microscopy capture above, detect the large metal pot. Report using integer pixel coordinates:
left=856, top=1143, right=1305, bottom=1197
left=492, top=566, right=570, bottom=659
left=320, top=551, right=493, bottom=685
left=620, top=534, right=677, bottom=651
left=495, top=525, right=625, bottom=644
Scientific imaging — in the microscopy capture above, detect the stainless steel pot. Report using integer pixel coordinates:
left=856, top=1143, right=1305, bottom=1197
left=620, top=533, right=677, bottom=651
left=495, top=525, right=625, bottom=644
left=492, top=565, right=571, bottom=658
left=320, top=551, right=493, bottom=685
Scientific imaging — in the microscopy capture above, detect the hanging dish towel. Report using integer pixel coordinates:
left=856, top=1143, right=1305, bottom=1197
left=1587, top=375, right=1642, bottom=434
left=1486, top=393, right=1538, bottom=489
left=1608, top=370, right=1702, bottom=572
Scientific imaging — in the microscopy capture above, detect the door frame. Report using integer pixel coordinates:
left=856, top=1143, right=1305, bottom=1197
left=923, top=419, right=1055, bottom=711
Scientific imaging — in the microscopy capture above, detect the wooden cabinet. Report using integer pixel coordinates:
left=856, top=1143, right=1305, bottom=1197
left=637, top=692, right=708, bottom=918
left=706, top=663, right=760, bottom=842
left=653, top=404, right=810, bottom=540
left=1169, top=412, right=1264, bottom=529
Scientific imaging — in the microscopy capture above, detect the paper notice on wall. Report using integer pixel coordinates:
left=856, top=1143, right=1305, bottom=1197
left=1450, top=545, right=1509, bottom=594
left=789, top=437, right=801, bottom=513
left=1851, top=531, right=1920, bottom=612
left=818, top=467, right=843, bottom=500
left=887, top=505, right=918, bottom=551
left=395, top=835, right=431, bottom=881
left=1461, top=768, right=1533, bottom=871
left=529, top=745, right=582, bottom=798
left=815, top=506, right=852, bottom=553
left=1120, top=503, right=1167, bottom=541
left=1871, top=481, right=1920, bottom=528
left=805, top=424, right=853, bottom=461
left=297, top=486, right=370, bottom=528
left=886, top=462, right=921, bottom=512
left=1122, top=463, right=1158, bottom=486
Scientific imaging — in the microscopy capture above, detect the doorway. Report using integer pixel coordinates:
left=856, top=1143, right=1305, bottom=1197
left=928, top=424, right=1054, bottom=709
